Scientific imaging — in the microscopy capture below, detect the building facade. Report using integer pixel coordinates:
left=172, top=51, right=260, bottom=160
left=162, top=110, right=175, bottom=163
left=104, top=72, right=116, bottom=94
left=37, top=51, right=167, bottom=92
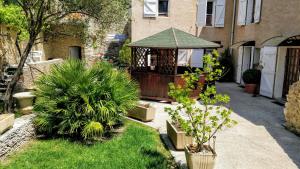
left=131, top=0, right=300, bottom=100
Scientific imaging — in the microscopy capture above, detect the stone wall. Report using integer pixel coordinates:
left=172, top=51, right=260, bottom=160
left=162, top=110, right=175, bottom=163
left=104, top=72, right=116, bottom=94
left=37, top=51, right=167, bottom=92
left=0, top=114, right=35, bottom=159
left=0, top=25, right=19, bottom=66
left=284, top=81, right=300, bottom=134
left=22, top=59, right=64, bottom=90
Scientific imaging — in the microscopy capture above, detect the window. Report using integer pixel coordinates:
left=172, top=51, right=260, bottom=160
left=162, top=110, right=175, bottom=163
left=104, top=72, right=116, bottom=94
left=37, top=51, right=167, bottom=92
left=206, top=2, right=214, bottom=26
left=158, top=0, right=168, bottom=16
left=197, top=0, right=225, bottom=27
left=238, top=0, right=262, bottom=25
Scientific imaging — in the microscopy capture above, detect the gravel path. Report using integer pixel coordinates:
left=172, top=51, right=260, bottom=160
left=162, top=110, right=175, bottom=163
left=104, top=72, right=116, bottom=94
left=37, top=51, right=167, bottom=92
left=128, top=82, right=300, bottom=169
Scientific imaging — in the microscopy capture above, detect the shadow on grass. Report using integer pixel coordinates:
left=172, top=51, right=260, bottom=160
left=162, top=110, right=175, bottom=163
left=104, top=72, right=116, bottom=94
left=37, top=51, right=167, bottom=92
left=140, top=146, right=178, bottom=169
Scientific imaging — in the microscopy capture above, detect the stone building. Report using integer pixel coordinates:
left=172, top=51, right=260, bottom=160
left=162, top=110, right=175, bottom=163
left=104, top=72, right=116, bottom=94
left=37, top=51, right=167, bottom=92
left=131, top=0, right=300, bottom=101
left=0, top=18, right=128, bottom=90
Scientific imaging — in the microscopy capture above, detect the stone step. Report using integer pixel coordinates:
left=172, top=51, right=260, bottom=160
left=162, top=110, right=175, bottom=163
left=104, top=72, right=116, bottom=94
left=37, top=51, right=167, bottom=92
left=0, top=88, right=6, bottom=92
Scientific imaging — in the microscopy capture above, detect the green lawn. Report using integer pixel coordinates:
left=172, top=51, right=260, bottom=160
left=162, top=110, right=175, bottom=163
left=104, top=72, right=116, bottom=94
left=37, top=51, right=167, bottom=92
left=1, top=121, right=174, bottom=169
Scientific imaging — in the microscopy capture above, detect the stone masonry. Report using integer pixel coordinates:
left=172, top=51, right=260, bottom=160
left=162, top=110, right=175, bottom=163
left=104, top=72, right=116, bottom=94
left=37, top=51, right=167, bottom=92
left=284, top=81, right=300, bottom=134
left=0, top=114, right=35, bottom=159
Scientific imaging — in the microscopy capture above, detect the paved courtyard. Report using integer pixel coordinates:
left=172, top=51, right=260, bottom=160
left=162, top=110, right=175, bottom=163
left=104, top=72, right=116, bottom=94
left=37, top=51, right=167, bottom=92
left=132, top=82, right=300, bottom=169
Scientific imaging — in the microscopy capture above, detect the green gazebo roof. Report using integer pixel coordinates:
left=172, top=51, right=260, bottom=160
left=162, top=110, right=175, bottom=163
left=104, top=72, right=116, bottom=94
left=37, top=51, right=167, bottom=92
left=129, top=28, right=220, bottom=49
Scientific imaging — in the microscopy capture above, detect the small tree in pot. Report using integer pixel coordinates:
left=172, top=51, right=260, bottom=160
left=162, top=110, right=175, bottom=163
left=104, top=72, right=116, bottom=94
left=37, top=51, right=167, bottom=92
left=165, top=50, right=237, bottom=169
left=242, top=69, right=261, bottom=94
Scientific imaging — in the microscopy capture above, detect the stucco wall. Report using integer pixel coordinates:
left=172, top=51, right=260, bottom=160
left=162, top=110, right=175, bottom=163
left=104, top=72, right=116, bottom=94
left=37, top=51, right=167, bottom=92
left=197, top=0, right=234, bottom=50
left=131, top=0, right=198, bottom=42
left=233, top=0, right=300, bottom=46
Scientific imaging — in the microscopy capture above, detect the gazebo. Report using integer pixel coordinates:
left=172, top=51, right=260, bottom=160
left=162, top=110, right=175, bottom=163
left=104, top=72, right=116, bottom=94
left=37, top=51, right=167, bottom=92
left=129, top=28, right=220, bottom=101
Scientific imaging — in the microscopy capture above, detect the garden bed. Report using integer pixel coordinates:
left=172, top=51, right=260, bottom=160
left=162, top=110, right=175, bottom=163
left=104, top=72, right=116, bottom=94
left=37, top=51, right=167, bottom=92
left=0, top=121, right=175, bottom=169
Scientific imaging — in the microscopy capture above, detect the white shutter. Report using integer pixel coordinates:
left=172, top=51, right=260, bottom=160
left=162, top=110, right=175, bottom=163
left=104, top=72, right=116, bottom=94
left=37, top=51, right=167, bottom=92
left=190, top=49, right=204, bottom=68
left=237, top=0, right=247, bottom=25
left=254, top=0, right=262, bottom=23
left=178, top=49, right=190, bottom=66
left=197, top=0, right=208, bottom=26
left=236, top=46, right=243, bottom=83
left=214, top=0, right=226, bottom=27
left=144, top=0, right=158, bottom=17
left=259, top=47, right=278, bottom=98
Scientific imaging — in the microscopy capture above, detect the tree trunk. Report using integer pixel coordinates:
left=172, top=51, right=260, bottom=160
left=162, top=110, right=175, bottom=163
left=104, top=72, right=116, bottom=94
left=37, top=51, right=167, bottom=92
left=3, top=37, right=36, bottom=113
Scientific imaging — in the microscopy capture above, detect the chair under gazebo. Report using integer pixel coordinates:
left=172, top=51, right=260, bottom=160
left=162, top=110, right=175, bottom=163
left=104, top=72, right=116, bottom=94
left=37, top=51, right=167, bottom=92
left=129, top=28, right=220, bottom=101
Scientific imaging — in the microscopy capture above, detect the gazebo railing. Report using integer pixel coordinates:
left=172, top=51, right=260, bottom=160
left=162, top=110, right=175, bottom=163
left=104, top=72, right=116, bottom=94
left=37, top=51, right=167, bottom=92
left=131, top=47, right=178, bottom=75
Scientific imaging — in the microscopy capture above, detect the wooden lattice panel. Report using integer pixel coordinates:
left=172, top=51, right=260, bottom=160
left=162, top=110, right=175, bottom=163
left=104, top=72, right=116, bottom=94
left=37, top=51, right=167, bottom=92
left=158, top=49, right=176, bottom=75
left=132, top=47, right=148, bottom=72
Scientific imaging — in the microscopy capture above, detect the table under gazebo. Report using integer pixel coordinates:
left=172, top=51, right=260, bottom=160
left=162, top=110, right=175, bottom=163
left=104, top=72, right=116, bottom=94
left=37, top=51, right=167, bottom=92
left=129, top=28, right=220, bottom=101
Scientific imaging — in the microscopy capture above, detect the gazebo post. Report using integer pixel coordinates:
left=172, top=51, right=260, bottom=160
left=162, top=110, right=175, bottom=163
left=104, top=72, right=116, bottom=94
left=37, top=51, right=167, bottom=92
left=131, top=47, right=134, bottom=71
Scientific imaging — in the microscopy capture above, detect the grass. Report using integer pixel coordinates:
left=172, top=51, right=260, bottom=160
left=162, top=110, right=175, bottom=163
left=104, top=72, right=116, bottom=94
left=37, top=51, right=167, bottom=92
left=0, top=121, right=174, bottom=169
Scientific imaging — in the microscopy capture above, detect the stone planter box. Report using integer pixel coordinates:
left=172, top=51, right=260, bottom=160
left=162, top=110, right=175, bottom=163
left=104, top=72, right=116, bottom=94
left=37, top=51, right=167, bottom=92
left=0, top=114, right=15, bottom=134
left=166, top=120, right=193, bottom=150
left=185, top=146, right=216, bottom=169
left=127, top=103, right=156, bottom=122
left=13, top=92, right=35, bottom=115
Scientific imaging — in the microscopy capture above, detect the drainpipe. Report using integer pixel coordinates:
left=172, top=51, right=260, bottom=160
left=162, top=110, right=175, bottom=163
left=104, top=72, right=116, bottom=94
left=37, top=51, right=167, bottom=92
left=230, top=0, right=237, bottom=54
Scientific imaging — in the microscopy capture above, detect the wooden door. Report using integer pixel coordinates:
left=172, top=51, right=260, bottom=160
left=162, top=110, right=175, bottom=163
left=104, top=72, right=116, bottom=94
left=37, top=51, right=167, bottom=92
left=283, top=48, right=300, bottom=98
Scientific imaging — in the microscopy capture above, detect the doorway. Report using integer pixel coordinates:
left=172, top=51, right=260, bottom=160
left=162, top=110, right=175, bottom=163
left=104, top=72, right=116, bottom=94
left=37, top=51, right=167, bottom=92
left=282, top=48, right=300, bottom=98
left=69, top=46, right=82, bottom=59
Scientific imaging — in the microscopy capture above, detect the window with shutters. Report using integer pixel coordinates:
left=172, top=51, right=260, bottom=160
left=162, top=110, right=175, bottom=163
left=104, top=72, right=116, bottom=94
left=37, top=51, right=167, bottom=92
left=238, top=0, right=262, bottom=25
left=158, top=0, right=169, bottom=16
left=197, top=0, right=225, bottom=27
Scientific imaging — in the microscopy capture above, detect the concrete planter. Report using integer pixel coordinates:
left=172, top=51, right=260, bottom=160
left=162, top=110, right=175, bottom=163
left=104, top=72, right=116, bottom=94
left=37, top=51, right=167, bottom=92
left=0, top=114, right=15, bottom=134
left=13, top=92, right=35, bottom=115
left=185, top=146, right=216, bottom=169
left=127, top=103, right=156, bottom=122
left=166, top=120, right=193, bottom=150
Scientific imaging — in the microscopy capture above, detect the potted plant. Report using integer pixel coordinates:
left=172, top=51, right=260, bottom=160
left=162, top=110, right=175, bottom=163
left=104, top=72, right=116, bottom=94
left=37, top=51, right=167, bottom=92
left=242, top=69, right=261, bottom=94
left=127, top=102, right=156, bottom=122
left=165, top=50, right=237, bottom=169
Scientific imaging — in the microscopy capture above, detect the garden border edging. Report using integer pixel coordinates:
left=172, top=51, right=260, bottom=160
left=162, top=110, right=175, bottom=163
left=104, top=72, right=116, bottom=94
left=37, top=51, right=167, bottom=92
left=0, top=114, right=35, bottom=159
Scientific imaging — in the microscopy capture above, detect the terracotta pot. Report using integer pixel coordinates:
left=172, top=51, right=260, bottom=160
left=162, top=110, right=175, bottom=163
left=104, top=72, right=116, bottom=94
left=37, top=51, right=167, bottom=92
left=127, top=103, right=156, bottom=122
left=244, top=84, right=257, bottom=94
left=0, top=114, right=15, bottom=134
left=166, top=120, right=193, bottom=150
left=185, top=146, right=216, bottom=169
left=13, top=92, right=35, bottom=115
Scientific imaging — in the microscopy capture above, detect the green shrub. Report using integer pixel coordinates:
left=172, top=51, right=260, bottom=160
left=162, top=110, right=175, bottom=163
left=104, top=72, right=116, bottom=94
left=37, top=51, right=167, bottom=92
left=118, top=39, right=131, bottom=66
left=218, top=48, right=234, bottom=82
left=33, top=59, right=138, bottom=140
left=242, top=69, right=261, bottom=84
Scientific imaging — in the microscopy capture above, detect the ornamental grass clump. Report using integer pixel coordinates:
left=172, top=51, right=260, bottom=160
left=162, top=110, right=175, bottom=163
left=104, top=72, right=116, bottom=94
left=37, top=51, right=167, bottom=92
left=34, top=59, right=138, bottom=140
left=165, top=50, right=237, bottom=153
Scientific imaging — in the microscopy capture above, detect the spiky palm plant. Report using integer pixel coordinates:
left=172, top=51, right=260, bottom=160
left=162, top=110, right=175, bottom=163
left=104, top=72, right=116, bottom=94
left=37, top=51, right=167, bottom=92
left=34, top=59, right=138, bottom=140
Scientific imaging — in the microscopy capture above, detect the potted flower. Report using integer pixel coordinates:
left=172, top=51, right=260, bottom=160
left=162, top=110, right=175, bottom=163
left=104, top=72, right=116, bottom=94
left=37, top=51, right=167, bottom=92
left=242, top=69, right=261, bottom=94
left=165, top=50, right=237, bottom=169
